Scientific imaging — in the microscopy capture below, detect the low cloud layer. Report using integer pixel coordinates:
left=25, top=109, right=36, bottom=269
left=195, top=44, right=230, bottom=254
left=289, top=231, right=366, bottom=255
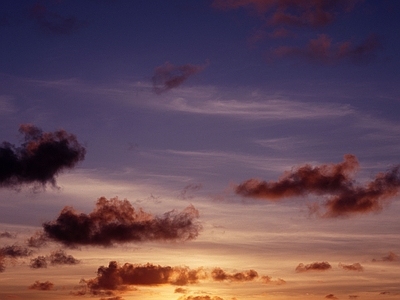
left=0, top=124, right=86, bottom=188
left=236, top=154, right=400, bottom=217
left=295, top=261, right=332, bottom=272
left=152, top=61, right=208, bottom=94
left=42, top=197, right=201, bottom=246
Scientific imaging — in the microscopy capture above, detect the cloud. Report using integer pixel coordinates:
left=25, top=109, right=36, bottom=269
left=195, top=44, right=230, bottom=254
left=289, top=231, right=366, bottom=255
left=175, top=287, right=188, bottom=294
left=373, top=251, right=399, bottom=262
left=261, top=276, right=286, bottom=285
left=212, top=0, right=360, bottom=28
left=30, top=3, right=88, bottom=35
left=49, top=249, right=80, bottom=265
left=211, top=267, right=258, bottom=282
left=28, top=281, right=54, bottom=291
left=80, top=261, right=206, bottom=295
left=271, top=33, right=380, bottom=64
left=338, top=262, right=364, bottom=272
left=0, top=231, right=14, bottom=239
left=29, top=256, right=47, bottom=269
left=349, top=295, right=359, bottom=299
left=0, top=124, right=86, bottom=188
left=42, top=196, right=201, bottom=246
left=325, top=294, right=338, bottom=300
left=0, top=245, right=33, bottom=272
left=178, top=183, right=203, bottom=200
left=235, top=154, right=400, bottom=217
left=152, top=61, right=208, bottom=94
left=295, top=261, right=332, bottom=272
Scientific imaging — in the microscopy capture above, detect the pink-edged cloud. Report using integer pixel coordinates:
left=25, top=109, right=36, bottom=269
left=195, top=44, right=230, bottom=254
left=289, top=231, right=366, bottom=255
left=235, top=154, right=400, bottom=217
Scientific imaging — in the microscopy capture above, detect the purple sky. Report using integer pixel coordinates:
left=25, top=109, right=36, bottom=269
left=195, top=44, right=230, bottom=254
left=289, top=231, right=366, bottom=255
left=0, top=1, right=400, bottom=300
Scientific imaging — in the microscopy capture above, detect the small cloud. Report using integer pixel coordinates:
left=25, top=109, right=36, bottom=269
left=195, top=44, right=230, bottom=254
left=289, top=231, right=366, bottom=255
left=49, top=249, right=80, bottom=265
left=338, top=262, right=364, bottom=272
left=211, top=267, right=258, bottom=282
left=261, top=275, right=286, bottom=285
left=373, top=251, right=399, bottom=262
left=28, top=281, right=54, bottom=291
left=295, top=261, right=332, bottom=272
left=175, top=287, right=188, bottom=294
left=0, top=231, right=15, bottom=239
left=178, top=183, right=203, bottom=200
left=349, top=295, right=359, bottom=299
left=325, top=294, right=338, bottom=300
left=152, top=61, right=209, bottom=94
left=29, top=256, right=47, bottom=269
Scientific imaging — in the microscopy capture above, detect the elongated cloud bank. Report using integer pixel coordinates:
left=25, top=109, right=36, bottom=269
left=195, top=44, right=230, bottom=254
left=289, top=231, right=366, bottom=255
left=0, top=124, right=86, bottom=188
left=152, top=61, right=208, bottom=94
left=77, top=261, right=279, bottom=296
left=235, top=154, right=400, bottom=217
left=42, top=197, right=201, bottom=247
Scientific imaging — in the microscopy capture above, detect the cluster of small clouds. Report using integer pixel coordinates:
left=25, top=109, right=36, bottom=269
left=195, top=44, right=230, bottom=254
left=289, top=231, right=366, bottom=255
left=29, top=249, right=80, bottom=269
left=73, top=261, right=285, bottom=297
left=235, top=154, right=400, bottom=218
left=212, top=0, right=380, bottom=64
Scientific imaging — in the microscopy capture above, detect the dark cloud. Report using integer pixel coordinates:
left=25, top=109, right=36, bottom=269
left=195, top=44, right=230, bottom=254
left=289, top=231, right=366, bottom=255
left=175, top=287, right=188, bottom=294
left=28, top=281, right=54, bottom=291
left=235, top=154, right=400, bottom=217
left=295, top=261, right=332, bottom=272
left=338, top=262, right=364, bottom=272
left=30, top=3, right=88, bottom=35
left=27, top=231, right=48, bottom=248
left=42, top=197, right=201, bottom=246
left=0, top=245, right=33, bottom=258
left=212, top=0, right=360, bottom=28
left=29, top=256, right=47, bottom=269
left=152, top=61, right=208, bottom=94
left=325, top=294, right=338, bottom=300
left=49, top=249, right=80, bottom=265
left=81, top=261, right=206, bottom=295
left=0, top=124, right=86, bottom=188
left=0, top=231, right=14, bottom=238
left=271, top=33, right=380, bottom=64
left=349, top=295, right=359, bottom=299
left=211, top=267, right=258, bottom=282
left=373, top=251, right=399, bottom=262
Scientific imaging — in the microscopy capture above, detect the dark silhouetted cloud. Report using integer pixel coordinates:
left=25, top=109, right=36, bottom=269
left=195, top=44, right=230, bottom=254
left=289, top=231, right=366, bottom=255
left=0, top=245, right=33, bottom=258
left=211, top=267, right=258, bottom=282
left=236, top=154, right=400, bottom=217
left=49, top=249, right=80, bottom=265
left=295, top=261, right=332, bottom=272
left=325, top=294, right=338, bottom=300
left=175, top=287, right=188, bottom=293
left=271, top=33, right=380, bottom=64
left=0, top=124, right=86, bottom=188
left=42, top=197, right=201, bottom=247
left=30, top=3, right=88, bottom=35
left=81, top=261, right=206, bottom=295
left=339, top=262, right=364, bottom=272
left=152, top=61, right=208, bottom=94
left=27, top=231, right=48, bottom=248
left=29, top=256, right=47, bottom=269
left=28, top=281, right=54, bottom=291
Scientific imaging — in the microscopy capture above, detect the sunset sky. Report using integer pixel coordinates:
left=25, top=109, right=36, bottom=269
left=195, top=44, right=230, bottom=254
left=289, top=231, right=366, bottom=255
left=1, top=1, right=400, bottom=299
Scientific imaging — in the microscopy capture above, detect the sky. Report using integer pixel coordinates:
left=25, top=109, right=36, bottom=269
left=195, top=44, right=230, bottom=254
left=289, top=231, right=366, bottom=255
left=0, top=0, right=400, bottom=299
